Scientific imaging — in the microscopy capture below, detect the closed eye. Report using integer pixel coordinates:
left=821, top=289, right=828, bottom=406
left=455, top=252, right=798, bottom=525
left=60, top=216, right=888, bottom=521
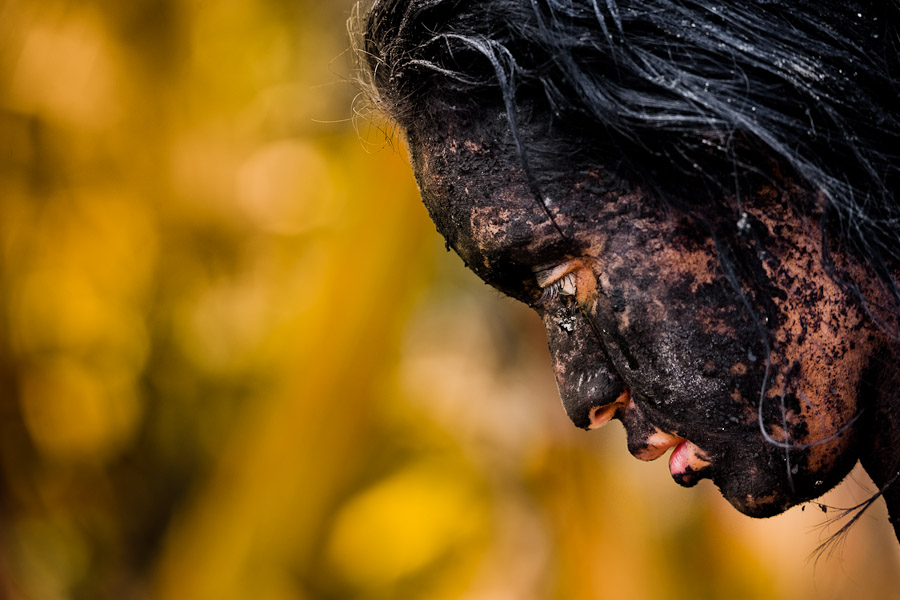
left=540, top=271, right=577, bottom=301
left=534, top=259, right=597, bottom=307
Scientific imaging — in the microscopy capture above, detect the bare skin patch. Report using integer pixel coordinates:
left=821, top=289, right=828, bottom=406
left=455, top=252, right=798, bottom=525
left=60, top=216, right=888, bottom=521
left=746, top=204, right=875, bottom=476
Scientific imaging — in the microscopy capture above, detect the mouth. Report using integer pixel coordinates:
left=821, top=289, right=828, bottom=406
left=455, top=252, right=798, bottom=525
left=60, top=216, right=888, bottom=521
left=628, top=424, right=713, bottom=487
left=618, top=393, right=713, bottom=486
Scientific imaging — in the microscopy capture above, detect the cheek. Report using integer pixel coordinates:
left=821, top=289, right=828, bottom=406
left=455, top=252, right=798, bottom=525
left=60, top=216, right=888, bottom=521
left=582, top=239, right=767, bottom=437
left=760, top=290, right=873, bottom=479
left=749, top=207, right=875, bottom=475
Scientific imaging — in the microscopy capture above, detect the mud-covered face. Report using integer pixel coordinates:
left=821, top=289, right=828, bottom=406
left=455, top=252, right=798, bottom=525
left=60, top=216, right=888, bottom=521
left=406, top=117, right=881, bottom=517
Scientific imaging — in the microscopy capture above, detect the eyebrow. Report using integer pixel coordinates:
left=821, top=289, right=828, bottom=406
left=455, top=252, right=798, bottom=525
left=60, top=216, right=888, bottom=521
left=477, top=232, right=576, bottom=276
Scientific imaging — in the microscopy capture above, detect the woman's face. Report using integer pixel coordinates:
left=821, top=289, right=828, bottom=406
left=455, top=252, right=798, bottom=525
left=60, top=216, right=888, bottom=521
left=406, top=117, right=880, bottom=517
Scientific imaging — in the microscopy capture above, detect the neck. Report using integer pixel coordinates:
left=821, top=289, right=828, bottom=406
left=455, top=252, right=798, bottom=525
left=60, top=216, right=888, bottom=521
left=858, top=344, right=900, bottom=542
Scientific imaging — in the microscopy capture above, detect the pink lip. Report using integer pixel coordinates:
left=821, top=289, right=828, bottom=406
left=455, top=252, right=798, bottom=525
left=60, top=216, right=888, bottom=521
left=669, top=441, right=691, bottom=476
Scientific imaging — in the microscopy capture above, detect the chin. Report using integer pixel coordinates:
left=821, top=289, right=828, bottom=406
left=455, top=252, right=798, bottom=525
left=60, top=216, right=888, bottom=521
left=721, top=489, right=796, bottom=519
left=713, top=455, right=857, bottom=519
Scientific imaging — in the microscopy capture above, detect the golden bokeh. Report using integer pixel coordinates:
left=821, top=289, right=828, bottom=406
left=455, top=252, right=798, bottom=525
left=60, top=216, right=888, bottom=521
left=0, top=1, right=897, bottom=599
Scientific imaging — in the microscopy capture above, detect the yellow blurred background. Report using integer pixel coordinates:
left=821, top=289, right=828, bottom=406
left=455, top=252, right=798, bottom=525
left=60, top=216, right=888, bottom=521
left=0, top=1, right=897, bottom=599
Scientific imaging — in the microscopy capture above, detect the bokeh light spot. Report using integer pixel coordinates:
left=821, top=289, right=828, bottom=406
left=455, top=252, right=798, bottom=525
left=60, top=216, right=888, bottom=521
left=326, top=459, right=488, bottom=589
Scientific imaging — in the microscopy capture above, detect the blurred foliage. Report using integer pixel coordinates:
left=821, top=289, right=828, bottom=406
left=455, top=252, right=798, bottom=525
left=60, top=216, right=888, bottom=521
left=0, top=0, right=897, bottom=599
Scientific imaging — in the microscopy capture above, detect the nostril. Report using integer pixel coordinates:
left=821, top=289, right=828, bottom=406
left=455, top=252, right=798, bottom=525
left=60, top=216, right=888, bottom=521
left=588, top=404, right=618, bottom=429
left=586, top=389, right=630, bottom=430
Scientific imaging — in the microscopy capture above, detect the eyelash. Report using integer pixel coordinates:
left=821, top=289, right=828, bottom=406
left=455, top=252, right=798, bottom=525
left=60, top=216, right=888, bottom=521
left=540, top=272, right=577, bottom=302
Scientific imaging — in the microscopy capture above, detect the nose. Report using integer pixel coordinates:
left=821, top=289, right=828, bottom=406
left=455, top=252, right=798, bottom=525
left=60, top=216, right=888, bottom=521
left=541, top=302, right=627, bottom=429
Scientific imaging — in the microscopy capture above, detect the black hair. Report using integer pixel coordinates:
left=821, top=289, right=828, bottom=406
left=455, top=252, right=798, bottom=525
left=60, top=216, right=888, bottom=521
left=355, top=0, right=900, bottom=329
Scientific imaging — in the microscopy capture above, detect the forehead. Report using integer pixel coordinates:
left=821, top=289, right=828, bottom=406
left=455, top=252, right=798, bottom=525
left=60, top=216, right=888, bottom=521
left=408, top=126, right=572, bottom=271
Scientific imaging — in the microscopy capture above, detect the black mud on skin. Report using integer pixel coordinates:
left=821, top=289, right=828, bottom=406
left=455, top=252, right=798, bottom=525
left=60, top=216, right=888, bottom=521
left=406, top=110, right=883, bottom=519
